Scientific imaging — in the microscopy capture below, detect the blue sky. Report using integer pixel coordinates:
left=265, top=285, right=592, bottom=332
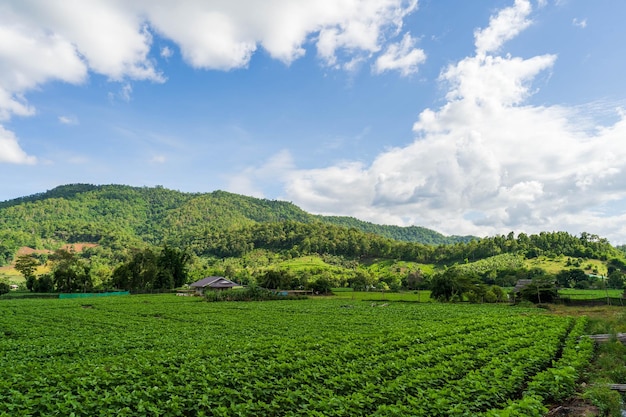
left=2, top=0, right=626, bottom=243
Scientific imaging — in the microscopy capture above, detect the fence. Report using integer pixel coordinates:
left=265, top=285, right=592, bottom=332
left=58, top=291, right=130, bottom=299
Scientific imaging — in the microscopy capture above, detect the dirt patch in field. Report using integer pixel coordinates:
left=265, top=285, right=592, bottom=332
left=15, top=243, right=98, bottom=258
left=16, top=247, right=51, bottom=256
left=61, top=243, right=98, bottom=252
left=548, top=400, right=600, bottom=416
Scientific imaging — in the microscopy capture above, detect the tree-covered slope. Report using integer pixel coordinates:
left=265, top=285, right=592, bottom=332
left=2, top=184, right=622, bottom=269
left=0, top=184, right=470, bottom=264
left=318, top=215, right=475, bottom=245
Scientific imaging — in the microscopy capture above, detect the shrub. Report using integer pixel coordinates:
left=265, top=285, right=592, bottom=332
left=582, top=385, right=623, bottom=417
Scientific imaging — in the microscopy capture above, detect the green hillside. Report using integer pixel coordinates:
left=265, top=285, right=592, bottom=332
left=0, top=184, right=472, bottom=264
left=1, top=184, right=625, bottom=301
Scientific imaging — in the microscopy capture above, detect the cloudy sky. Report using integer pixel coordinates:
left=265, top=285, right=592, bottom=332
left=2, top=0, right=626, bottom=243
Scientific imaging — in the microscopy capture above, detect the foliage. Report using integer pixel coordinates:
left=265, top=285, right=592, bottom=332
left=50, top=249, right=92, bottom=293
left=582, top=385, right=623, bottom=417
left=556, top=268, right=589, bottom=289
left=519, top=275, right=558, bottom=304
left=319, top=215, right=476, bottom=244
left=606, top=270, right=625, bottom=289
left=486, top=316, right=594, bottom=414
left=2, top=184, right=623, bottom=270
left=111, top=246, right=191, bottom=291
left=14, top=254, right=40, bottom=281
left=429, top=267, right=480, bottom=301
left=0, top=282, right=9, bottom=295
left=0, top=296, right=578, bottom=416
left=204, top=285, right=307, bottom=302
left=32, top=274, right=55, bottom=293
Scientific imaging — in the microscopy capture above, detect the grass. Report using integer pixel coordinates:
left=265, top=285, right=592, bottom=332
left=559, top=288, right=624, bottom=300
left=330, top=289, right=433, bottom=302
left=524, top=255, right=608, bottom=276
left=278, top=256, right=336, bottom=270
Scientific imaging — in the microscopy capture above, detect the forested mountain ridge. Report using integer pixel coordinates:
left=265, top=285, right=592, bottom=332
left=3, top=184, right=624, bottom=296
left=0, top=184, right=471, bottom=264
left=319, top=216, right=475, bottom=245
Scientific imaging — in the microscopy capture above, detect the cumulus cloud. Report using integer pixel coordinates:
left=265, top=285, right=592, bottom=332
left=0, top=0, right=419, bottom=163
left=373, top=33, right=426, bottom=76
left=474, top=0, right=532, bottom=56
left=0, top=125, right=36, bottom=164
left=268, top=0, right=626, bottom=243
left=572, top=18, right=587, bottom=29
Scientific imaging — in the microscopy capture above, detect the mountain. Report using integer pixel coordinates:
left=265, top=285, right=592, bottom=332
left=0, top=184, right=473, bottom=264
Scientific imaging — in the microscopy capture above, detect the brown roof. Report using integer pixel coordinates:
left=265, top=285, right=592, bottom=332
left=514, top=279, right=533, bottom=293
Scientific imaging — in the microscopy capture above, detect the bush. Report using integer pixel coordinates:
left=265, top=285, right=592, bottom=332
left=204, top=285, right=308, bottom=302
left=582, top=385, right=623, bottom=417
left=0, top=282, right=9, bottom=295
left=33, top=274, right=55, bottom=293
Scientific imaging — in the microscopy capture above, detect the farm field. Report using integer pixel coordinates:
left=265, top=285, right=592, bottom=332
left=330, top=288, right=432, bottom=303
left=0, top=295, right=591, bottom=416
left=559, top=288, right=624, bottom=300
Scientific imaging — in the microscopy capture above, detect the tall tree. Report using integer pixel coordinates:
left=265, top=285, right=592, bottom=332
left=50, top=249, right=91, bottom=293
left=15, top=254, right=39, bottom=282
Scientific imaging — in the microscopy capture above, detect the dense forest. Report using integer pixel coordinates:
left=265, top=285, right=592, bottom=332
left=1, top=184, right=625, bottom=298
left=0, top=184, right=473, bottom=265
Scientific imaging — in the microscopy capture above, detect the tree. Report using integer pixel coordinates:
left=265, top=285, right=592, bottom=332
left=430, top=267, right=479, bottom=302
left=257, top=269, right=290, bottom=290
left=520, top=274, right=557, bottom=304
left=158, top=245, right=191, bottom=288
left=310, top=277, right=332, bottom=294
left=111, top=248, right=159, bottom=291
left=348, top=270, right=374, bottom=291
left=50, top=249, right=91, bottom=293
left=607, top=271, right=625, bottom=289
left=15, top=254, right=39, bottom=282
left=33, top=274, right=54, bottom=293
left=0, top=282, right=9, bottom=295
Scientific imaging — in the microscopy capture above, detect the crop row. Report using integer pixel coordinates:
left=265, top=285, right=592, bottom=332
left=0, top=296, right=577, bottom=416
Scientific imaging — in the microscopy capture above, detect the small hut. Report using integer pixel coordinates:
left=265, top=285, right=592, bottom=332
left=513, top=279, right=533, bottom=293
left=189, top=277, right=238, bottom=295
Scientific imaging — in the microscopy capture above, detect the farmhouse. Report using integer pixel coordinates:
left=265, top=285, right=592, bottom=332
left=189, top=276, right=238, bottom=295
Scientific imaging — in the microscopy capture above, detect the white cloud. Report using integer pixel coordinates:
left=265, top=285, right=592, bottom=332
left=474, top=0, right=532, bottom=55
left=0, top=0, right=419, bottom=163
left=272, top=0, right=626, bottom=243
left=227, top=149, right=295, bottom=198
left=373, top=33, right=426, bottom=76
left=151, top=155, right=166, bottom=163
left=141, top=0, right=418, bottom=70
left=572, top=18, right=587, bottom=29
left=120, top=83, right=133, bottom=102
left=0, top=125, right=36, bottom=164
left=160, top=46, right=173, bottom=59
left=58, top=115, right=78, bottom=125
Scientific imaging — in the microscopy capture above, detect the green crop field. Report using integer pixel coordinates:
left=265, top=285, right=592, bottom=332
left=330, top=289, right=432, bottom=303
left=0, top=295, right=592, bottom=416
left=559, top=288, right=624, bottom=300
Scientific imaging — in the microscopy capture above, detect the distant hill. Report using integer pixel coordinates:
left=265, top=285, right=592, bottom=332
left=0, top=184, right=473, bottom=264
left=318, top=216, right=475, bottom=245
